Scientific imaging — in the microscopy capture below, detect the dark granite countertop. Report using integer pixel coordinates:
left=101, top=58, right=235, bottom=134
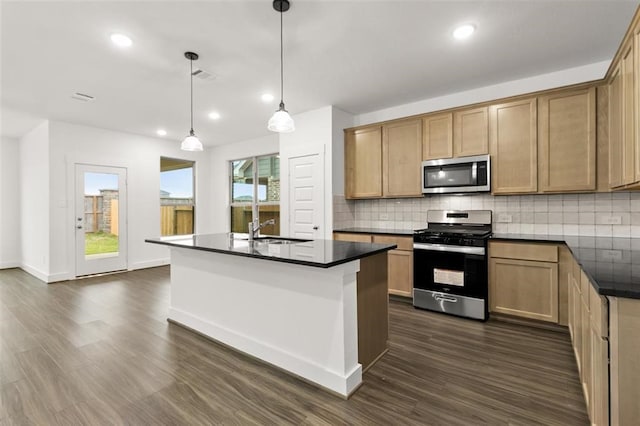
left=492, top=234, right=640, bottom=299
left=146, top=233, right=396, bottom=269
left=333, top=227, right=414, bottom=236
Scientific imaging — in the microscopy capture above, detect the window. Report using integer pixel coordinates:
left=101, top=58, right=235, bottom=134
left=160, top=157, right=195, bottom=236
left=230, top=154, right=279, bottom=235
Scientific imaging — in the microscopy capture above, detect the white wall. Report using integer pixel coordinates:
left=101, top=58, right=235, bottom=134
left=46, top=120, right=212, bottom=281
left=331, top=108, right=354, bottom=196
left=279, top=106, right=354, bottom=239
left=19, top=122, right=50, bottom=280
left=208, top=134, right=280, bottom=234
left=0, top=136, right=21, bottom=268
left=355, top=60, right=610, bottom=126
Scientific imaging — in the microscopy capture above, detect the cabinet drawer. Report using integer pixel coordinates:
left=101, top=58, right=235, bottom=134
left=333, top=232, right=373, bottom=243
left=490, top=241, right=558, bottom=262
left=589, top=283, right=608, bottom=338
left=372, top=235, right=413, bottom=251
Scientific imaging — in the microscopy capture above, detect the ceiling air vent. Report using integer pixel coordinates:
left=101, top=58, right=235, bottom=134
left=71, top=92, right=95, bottom=102
left=192, top=68, right=217, bottom=82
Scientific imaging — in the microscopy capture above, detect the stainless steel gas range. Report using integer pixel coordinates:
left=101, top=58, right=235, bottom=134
left=413, top=210, right=492, bottom=321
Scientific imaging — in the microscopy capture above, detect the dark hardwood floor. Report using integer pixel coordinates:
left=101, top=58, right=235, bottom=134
left=0, top=267, right=588, bottom=425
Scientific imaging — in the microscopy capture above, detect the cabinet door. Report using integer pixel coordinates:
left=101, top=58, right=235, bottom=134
left=453, top=107, right=489, bottom=157
left=591, top=330, right=609, bottom=426
left=422, top=113, right=453, bottom=160
left=387, top=249, right=413, bottom=297
left=622, top=43, right=635, bottom=185
left=489, top=257, right=558, bottom=322
left=572, top=278, right=583, bottom=371
left=489, top=98, right=538, bottom=194
left=538, top=88, right=596, bottom=192
left=568, top=269, right=575, bottom=341
left=581, top=296, right=592, bottom=412
left=345, top=127, right=383, bottom=199
left=610, top=63, right=624, bottom=188
left=383, top=119, right=422, bottom=197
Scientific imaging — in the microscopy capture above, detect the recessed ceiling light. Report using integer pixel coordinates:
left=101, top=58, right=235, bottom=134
left=110, top=33, right=133, bottom=48
left=261, top=93, right=274, bottom=103
left=156, top=129, right=167, bottom=136
left=208, top=111, right=221, bottom=120
left=453, top=24, right=475, bottom=40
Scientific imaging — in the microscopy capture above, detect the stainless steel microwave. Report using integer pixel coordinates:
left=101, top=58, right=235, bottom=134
left=421, top=154, right=491, bottom=194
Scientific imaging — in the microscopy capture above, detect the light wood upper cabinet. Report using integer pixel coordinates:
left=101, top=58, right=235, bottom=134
left=344, top=127, right=383, bottom=199
left=622, top=42, right=635, bottom=186
left=538, top=87, right=596, bottom=192
left=453, top=107, right=489, bottom=157
left=422, top=113, right=453, bottom=160
left=383, top=119, right=422, bottom=197
left=489, top=98, right=538, bottom=194
left=610, top=64, right=624, bottom=188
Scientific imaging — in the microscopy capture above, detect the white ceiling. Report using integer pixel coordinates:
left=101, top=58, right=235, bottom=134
left=1, top=1, right=638, bottom=145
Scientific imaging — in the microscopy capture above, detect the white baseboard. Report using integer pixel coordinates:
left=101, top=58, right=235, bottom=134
left=19, top=263, right=49, bottom=283
left=0, top=261, right=20, bottom=269
left=169, top=307, right=362, bottom=397
left=129, top=258, right=170, bottom=271
left=47, top=272, right=73, bottom=283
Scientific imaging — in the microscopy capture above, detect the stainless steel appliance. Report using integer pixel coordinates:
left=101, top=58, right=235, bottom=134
left=421, top=154, right=490, bottom=194
left=413, top=210, right=492, bottom=320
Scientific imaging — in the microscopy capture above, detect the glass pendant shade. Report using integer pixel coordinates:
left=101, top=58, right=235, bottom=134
left=181, top=130, right=203, bottom=151
left=268, top=104, right=295, bottom=133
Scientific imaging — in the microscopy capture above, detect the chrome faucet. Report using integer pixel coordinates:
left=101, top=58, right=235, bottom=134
left=248, top=218, right=276, bottom=242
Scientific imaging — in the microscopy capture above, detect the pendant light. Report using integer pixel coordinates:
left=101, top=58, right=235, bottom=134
left=181, top=51, right=204, bottom=151
left=268, top=0, right=295, bottom=133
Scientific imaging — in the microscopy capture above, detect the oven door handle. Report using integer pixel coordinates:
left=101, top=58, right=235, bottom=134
left=413, top=242, right=485, bottom=255
left=434, top=294, right=458, bottom=303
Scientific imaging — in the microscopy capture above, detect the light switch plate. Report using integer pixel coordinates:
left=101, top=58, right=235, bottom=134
left=601, top=250, right=623, bottom=261
left=602, top=215, right=622, bottom=225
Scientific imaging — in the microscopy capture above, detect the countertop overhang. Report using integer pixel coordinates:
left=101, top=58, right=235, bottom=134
left=145, top=233, right=396, bottom=269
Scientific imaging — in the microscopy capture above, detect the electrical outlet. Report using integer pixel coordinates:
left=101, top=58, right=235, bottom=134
left=602, top=215, right=622, bottom=225
left=379, top=213, right=390, bottom=220
left=497, top=213, right=512, bottom=223
left=601, top=250, right=623, bottom=261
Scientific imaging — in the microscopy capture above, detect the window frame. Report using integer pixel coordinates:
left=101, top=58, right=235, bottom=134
left=160, top=156, right=196, bottom=236
left=229, top=153, right=280, bottom=234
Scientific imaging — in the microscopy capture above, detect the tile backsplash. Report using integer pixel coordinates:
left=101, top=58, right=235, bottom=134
left=333, top=193, right=640, bottom=238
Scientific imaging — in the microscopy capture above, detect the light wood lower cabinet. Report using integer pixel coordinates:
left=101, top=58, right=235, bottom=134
left=333, top=232, right=413, bottom=298
left=568, top=264, right=611, bottom=426
left=489, top=257, right=559, bottom=322
left=609, top=297, right=640, bottom=426
left=489, top=241, right=559, bottom=323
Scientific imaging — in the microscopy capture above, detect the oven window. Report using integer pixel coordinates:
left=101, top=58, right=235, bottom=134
left=424, top=164, right=475, bottom=188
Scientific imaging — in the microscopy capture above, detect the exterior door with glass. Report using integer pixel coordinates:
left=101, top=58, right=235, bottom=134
left=75, top=164, right=127, bottom=276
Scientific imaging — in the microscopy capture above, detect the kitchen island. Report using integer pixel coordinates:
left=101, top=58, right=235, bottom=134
left=145, top=234, right=395, bottom=398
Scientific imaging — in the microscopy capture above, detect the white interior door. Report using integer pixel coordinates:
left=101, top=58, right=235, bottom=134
left=75, top=164, right=127, bottom=276
left=289, top=154, right=324, bottom=239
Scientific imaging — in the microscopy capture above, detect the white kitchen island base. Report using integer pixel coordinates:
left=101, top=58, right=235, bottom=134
left=168, top=247, right=363, bottom=397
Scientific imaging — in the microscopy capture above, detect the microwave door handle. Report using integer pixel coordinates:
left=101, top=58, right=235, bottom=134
left=472, top=162, right=477, bottom=184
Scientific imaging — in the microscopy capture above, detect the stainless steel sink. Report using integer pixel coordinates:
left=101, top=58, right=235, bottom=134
left=234, top=236, right=311, bottom=245
left=253, top=237, right=311, bottom=245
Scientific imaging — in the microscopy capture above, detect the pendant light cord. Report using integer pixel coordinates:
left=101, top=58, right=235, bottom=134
left=190, top=58, right=194, bottom=133
left=280, top=7, right=284, bottom=106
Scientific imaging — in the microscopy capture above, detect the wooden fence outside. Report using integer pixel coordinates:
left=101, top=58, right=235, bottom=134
left=161, top=205, right=194, bottom=236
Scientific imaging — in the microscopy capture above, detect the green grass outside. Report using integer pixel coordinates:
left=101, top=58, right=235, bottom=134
left=85, top=231, right=119, bottom=255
